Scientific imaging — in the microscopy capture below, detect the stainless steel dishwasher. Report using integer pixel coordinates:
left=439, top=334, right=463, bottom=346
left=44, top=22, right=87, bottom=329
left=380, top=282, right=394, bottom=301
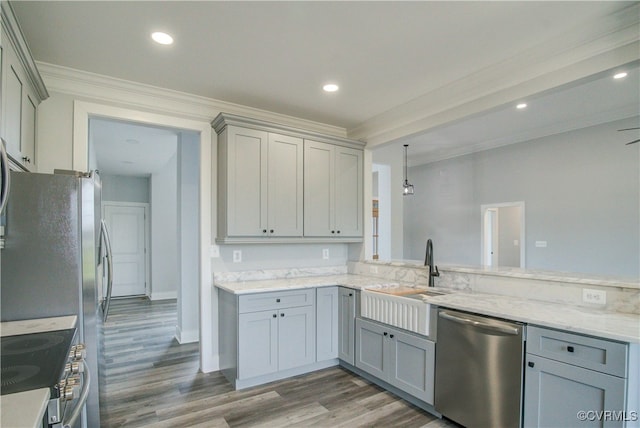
left=435, top=308, right=525, bottom=428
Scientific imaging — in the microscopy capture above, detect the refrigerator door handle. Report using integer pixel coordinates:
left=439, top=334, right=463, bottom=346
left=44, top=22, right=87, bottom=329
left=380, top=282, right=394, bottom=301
left=100, top=219, right=114, bottom=322
left=0, top=138, right=10, bottom=215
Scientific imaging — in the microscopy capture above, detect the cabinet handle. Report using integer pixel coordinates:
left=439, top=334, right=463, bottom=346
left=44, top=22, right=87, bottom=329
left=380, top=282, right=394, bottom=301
left=22, top=156, right=31, bottom=164
left=331, top=230, right=335, bottom=234
left=383, top=332, right=388, bottom=336
left=567, top=346, right=575, bottom=353
left=349, top=293, right=353, bottom=297
left=337, top=230, right=341, bottom=234
left=263, top=229, right=267, bottom=233
left=276, top=298, right=281, bottom=303
left=281, top=313, right=285, bottom=317
left=270, top=229, right=274, bottom=234
left=528, top=361, right=535, bottom=368
left=390, top=334, right=394, bottom=339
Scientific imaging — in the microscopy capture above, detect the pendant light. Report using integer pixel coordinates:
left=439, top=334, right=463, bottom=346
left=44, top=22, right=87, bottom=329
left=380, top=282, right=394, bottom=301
left=402, top=144, right=414, bottom=196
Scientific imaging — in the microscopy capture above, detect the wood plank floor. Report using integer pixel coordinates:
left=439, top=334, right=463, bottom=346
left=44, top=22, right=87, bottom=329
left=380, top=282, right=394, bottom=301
left=102, top=297, right=455, bottom=427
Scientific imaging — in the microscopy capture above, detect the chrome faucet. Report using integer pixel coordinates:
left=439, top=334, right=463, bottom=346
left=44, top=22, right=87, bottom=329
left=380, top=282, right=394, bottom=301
left=424, top=238, right=440, bottom=287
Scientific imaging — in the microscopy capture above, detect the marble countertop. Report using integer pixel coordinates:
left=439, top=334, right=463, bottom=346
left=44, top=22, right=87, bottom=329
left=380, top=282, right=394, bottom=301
left=0, top=315, right=77, bottom=337
left=215, top=274, right=640, bottom=343
left=0, top=388, right=50, bottom=428
left=215, top=273, right=402, bottom=294
left=0, top=316, right=78, bottom=428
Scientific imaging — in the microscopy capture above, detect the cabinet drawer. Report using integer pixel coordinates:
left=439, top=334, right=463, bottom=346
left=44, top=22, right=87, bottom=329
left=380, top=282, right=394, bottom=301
left=239, top=289, right=315, bottom=313
left=527, top=326, right=627, bottom=377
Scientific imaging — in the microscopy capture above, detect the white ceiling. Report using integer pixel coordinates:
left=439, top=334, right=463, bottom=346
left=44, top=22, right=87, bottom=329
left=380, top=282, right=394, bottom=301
left=90, top=118, right=178, bottom=176
left=10, top=1, right=639, bottom=168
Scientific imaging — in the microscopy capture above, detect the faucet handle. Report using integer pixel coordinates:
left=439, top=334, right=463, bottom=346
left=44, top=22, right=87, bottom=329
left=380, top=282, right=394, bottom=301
left=432, top=266, right=440, bottom=277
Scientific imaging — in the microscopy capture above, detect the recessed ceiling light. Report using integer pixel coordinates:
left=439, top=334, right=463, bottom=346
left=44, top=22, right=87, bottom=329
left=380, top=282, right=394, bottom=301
left=613, top=72, right=627, bottom=79
left=516, top=103, right=527, bottom=110
left=151, top=32, right=174, bottom=45
left=323, top=83, right=339, bottom=92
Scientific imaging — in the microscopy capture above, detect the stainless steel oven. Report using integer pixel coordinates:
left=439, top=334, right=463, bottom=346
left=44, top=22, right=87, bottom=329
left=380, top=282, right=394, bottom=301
left=0, top=328, right=90, bottom=428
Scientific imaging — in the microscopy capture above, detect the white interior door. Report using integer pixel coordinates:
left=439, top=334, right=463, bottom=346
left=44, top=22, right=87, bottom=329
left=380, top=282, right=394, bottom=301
left=104, top=203, right=148, bottom=297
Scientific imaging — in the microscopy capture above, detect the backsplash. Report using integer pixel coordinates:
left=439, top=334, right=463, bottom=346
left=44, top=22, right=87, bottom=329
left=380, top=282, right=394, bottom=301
left=214, top=265, right=347, bottom=283
left=349, top=261, right=640, bottom=315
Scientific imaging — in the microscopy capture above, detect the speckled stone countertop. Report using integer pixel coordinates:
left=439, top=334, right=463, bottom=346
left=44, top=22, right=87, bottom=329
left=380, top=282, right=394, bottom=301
left=0, top=315, right=77, bottom=337
left=215, top=274, right=640, bottom=343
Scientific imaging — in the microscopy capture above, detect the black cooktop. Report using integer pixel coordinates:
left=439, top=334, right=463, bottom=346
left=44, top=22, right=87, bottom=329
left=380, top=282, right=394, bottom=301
left=0, top=328, right=76, bottom=395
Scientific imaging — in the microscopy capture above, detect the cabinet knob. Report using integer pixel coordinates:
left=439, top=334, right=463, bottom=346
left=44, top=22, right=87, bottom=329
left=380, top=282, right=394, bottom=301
left=276, top=298, right=280, bottom=303
left=567, top=346, right=575, bottom=353
left=337, top=230, right=341, bottom=234
left=280, top=313, right=285, bottom=317
left=270, top=229, right=274, bottom=234
left=528, top=361, right=535, bottom=368
left=272, top=314, right=277, bottom=318
left=263, top=229, right=267, bottom=233
left=331, top=230, right=335, bottom=234
left=383, top=332, right=388, bottom=336
left=389, top=334, right=394, bottom=339
left=349, top=293, right=353, bottom=297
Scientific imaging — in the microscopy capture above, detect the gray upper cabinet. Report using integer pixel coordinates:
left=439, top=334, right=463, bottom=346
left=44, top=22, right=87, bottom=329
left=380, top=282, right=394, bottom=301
left=0, top=2, right=48, bottom=172
left=213, top=113, right=365, bottom=244
left=304, top=140, right=363, bottom=238
left=217, top=125, right=303, bottom=238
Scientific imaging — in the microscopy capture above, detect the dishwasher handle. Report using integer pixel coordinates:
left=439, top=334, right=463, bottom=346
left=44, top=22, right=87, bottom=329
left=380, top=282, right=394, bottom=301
left=439, top=310, right=520, bottom=335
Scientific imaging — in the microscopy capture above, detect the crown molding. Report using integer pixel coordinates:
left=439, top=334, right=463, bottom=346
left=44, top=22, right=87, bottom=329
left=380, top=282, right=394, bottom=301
left=36, top=62, right=347, bottom=138
left=1, top=1, right=48, bottom=100
left=348, top=3, right=640, bottom=147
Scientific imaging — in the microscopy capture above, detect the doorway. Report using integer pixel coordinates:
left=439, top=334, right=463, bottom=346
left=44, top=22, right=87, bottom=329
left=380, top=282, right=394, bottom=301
left=74, top=100, right=215, bottom=372
left=481, top=201, right=525, bottom=268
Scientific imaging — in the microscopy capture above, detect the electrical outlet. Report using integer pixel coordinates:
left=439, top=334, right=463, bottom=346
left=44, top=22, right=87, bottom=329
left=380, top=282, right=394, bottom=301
left=322, top=249, right=329, bottom=260
left=583, top=288, right=606, bottom=305
left=233, top=250, right=242, bottom=263
left=535, top=241, right=547, bottom=248
left=210, top=245, right=220, bottom=258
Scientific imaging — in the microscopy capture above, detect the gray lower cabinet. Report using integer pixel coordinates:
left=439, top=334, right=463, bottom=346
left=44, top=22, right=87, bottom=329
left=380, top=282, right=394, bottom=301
left=234, top=289, right=316, bottom=382
left=355, top=317, right=435, bottom=404
left=316, top=287, right=339, bottom=361
left=338, top=287, right=356, bottom=365
left=524, top=326, right=628, bottom=428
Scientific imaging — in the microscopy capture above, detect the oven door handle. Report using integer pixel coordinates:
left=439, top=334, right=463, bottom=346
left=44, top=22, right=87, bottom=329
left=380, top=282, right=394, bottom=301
left=62, top=360, right=90, bottom=428
left=439, top=310, right=520, bottom=335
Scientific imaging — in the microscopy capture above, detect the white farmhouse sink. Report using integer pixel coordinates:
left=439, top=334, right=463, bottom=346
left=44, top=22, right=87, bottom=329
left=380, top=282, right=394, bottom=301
left=361, top=289, right=431, bottom=335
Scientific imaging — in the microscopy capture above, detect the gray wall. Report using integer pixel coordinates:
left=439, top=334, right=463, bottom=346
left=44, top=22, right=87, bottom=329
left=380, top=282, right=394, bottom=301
left=403, top=118, right=639, bottom=278
left=102, top=174, right=150, bottom=203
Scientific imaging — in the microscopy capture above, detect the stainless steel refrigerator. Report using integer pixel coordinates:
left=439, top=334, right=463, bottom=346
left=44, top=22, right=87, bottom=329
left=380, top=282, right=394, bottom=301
left=0, top=170, right=113, bottom=428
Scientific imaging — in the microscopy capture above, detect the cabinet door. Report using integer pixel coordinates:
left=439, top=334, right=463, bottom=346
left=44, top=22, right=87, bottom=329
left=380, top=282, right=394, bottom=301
left=1, top=39, right=23, bottom=161
left=316, top=287, right=339, bottom=361
left=278, top=305, right=315, bottom=371
left=355, top=318, right=388, bottom=380
left=304, top=140, right=334, bottom=236
left=238, top=310, right=278, bottom=379
left=524, top=354, right=626, bottom=428
left=20, top=90, right=36, bottom=169
left=225, top=126, right=268, bottom=236
left=388, top=329, right=435, bottom=404
left=338, top=287, right=356, bottom=365
left=334, top=146, right=363, bottom=237
left=267, top=133, right=303, bottom=237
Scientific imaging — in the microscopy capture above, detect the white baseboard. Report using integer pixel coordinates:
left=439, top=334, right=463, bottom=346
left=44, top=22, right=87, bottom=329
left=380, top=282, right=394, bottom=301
left=150, top=291, right=177, bottom=301
left=175, top=325, right=199, bottom=344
